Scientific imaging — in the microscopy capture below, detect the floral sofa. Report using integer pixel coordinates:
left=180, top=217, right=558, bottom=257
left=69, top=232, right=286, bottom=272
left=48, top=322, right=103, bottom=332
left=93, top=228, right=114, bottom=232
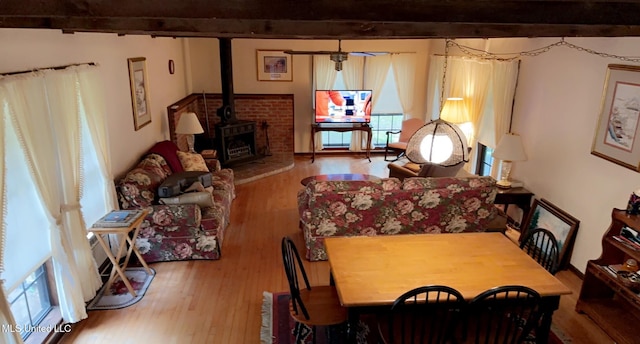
left=117, top=141, right=235, bottom=263
left=297, top=176, right=499, bottom=261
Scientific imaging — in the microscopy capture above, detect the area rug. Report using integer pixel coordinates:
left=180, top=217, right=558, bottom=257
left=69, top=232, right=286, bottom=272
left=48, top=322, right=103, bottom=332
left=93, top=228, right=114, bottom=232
left=87, top=267, right=155, bottom=310
left=260, top=291, right=572, bottom=344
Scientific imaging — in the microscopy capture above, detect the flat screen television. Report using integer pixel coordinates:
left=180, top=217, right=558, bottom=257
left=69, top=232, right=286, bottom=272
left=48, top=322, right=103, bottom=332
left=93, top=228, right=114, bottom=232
left=314, top=90, right=372, bottom=123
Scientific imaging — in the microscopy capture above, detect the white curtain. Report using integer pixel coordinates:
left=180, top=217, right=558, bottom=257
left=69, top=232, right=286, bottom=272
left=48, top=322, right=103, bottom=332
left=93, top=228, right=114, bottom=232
left=430, top=56, right=492, bottom=170
left=1, top=66, right=104, bottom=324
left=490, top=60, right=520, bottom=177
left=78, top=67, right=118, bottom=210
left=313, top=55, right=339, bottom=150
left=44, top=68, right=102, bottom=314
left=391, top=53, right=417, bottom=119
left=0, top=81, right=22, bottom=344
left=364, top=54, right=392, bottom=110
left=342, top=56, right=368, bottom=152
left=447, top=57, right=492, bottom=149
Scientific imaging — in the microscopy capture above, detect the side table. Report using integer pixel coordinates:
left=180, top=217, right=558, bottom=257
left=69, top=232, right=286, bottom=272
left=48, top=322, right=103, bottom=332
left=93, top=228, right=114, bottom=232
left=311, top=124, right=372, bottom=162
left=494, top=186, right=534, bottom=230
left=89, top=209, right=152, bottom=297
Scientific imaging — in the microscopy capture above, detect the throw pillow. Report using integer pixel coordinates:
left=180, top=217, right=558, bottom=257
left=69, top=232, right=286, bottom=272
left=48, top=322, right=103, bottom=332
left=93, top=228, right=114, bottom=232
left=160, top=191, right=214, bottom=208
left=177, top=151, right=209, bottom=172
left=418, top=162, right=465, bottom=178
left=147, top=140, right=184, bottom=173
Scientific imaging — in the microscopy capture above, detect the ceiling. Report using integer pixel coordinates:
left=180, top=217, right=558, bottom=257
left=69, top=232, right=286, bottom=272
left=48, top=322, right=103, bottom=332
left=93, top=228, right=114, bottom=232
left=2, top=1, right=640, bottom=39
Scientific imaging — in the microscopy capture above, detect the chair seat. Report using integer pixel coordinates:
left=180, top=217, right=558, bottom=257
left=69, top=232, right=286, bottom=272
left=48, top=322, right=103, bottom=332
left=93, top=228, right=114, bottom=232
left=289, top=285, right=348, bottom=327
left=387, top=142, right=408, bottom=150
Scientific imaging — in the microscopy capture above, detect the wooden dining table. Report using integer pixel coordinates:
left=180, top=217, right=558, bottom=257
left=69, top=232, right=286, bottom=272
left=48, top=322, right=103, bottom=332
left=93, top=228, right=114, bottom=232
left=324, top=232, right=571, bottom=343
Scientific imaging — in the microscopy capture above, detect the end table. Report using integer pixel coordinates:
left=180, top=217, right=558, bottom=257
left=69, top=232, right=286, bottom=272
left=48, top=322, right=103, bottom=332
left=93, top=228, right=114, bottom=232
left=89, top=209, right=152, bottom=297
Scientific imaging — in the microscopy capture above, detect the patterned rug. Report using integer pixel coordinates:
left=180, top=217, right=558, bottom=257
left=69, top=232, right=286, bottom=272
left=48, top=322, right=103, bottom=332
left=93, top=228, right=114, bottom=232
left=260, top=291, right=572, bottom=344
left=87, top=267, right=155, bottom=310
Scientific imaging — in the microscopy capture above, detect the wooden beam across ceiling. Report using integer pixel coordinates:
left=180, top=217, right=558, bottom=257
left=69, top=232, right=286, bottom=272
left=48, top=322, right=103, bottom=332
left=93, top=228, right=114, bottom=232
left=2, top=0, right=640, bottom=38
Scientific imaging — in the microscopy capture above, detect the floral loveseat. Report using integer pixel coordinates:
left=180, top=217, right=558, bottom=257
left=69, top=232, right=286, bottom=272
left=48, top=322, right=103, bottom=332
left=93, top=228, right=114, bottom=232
left=117, top=141, right=235, bottom=263
left=297, top=176, right=499, bottom=261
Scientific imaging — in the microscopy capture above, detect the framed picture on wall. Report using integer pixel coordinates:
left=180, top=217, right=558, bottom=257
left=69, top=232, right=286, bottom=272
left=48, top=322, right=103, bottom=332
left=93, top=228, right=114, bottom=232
left=519, top=198, right=580, bottom=270
left=592, top=64, right=640, bottom=171
left=128, top=57, right=152, bottom=130
left=256, top=50, right=292, bottom=81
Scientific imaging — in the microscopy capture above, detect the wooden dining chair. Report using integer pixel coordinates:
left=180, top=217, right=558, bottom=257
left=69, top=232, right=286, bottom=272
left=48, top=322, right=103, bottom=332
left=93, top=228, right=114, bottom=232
left=519, top=228, right=560, bottom=275
left=385, top=118, right=424, bottom=161
left=379, top=285, right=467, bottom=344
left=281, top=236, right=348, bottom=343
left=465, top=285, right=541, bottom=344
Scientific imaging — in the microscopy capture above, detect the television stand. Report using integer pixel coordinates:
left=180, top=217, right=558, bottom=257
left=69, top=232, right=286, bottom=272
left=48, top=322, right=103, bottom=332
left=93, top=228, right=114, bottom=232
left=311, top=124, right=372, bottom=163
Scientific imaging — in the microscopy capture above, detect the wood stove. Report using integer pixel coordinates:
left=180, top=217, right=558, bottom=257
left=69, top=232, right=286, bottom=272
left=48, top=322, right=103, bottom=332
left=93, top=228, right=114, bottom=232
left=215, top=121, right=257, bottom=165
left=215, top=38, right=258, bottom=166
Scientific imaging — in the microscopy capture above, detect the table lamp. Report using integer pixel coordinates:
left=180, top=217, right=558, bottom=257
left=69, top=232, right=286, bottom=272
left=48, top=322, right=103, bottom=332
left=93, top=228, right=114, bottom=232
left=492, top=133, right=527, bottom=188
left=176, top=112, right=204, bottom=153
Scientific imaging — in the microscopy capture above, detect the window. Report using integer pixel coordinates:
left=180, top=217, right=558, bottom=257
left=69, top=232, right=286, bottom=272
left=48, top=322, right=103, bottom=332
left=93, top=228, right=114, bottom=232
left=317, top=59, right=404, bottom=148
left=7, top=266, right=52, bottom=341
left=369, top=113, right=404, bottom=146
left=475, top=143, right=494, bottom=176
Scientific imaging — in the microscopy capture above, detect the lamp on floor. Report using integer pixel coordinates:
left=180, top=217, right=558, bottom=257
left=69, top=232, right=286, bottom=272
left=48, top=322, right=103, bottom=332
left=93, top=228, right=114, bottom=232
left=492, top=133, right=527, bottom=188
left=176, top=112, right=204, bottom=153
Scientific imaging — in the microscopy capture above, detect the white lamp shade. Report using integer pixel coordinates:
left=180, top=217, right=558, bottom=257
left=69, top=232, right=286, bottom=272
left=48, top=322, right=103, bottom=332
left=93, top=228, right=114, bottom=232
left=419, top=134, right=454, bottom=164
left=492, top=133, right=527, bottom=161
left=440, top=97, right=469, bottom=124
left=406, top=119, right=469, bottom=166
left=176, top=112, right=204, bottom=134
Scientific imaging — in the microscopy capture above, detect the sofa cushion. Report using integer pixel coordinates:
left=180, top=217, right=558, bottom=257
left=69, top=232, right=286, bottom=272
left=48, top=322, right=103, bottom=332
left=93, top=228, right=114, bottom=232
left=160, top=191, right=214, bottom=208
left=308, top=178, right=402, bottom=194
left=177, top=151, right=209, bottom=172
left=417, top=162, right=465, bottom=177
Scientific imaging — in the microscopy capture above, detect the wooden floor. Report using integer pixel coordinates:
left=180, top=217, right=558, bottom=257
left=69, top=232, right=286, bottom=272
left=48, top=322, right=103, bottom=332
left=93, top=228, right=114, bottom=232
left=60, top=155, right=614, bottom=344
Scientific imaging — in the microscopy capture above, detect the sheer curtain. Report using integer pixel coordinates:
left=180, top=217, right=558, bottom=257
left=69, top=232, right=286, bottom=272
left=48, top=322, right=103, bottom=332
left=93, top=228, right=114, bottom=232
left=0, top=82, right=22, bottom=344
left=44, top=68, right=102, bottom=313
left=78, top=67, right=118, bottom=210
left=490, top=60, right=520, bottom=177
left=342, top=56, right=367, bottom=152
left=313, top=55, right=338, bottom=150
left=447, top=57, right=491, bottom=150
left=364, top=55, right=391, bottom=110
left=429, top=56, right=492, bottom=170
left=391, top=53, right=417, bottom=119
left=1, top=65, right=105, bottom=324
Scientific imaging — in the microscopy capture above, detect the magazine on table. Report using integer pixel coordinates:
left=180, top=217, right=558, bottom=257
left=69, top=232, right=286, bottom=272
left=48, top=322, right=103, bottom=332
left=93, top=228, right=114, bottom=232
left=93, top=210, right=144, bottom=228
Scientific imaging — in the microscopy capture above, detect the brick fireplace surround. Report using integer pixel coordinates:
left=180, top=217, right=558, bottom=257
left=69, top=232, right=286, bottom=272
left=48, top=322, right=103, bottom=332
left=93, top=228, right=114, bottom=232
left=167, top=93, right=294, bottom=157
left=167, top=93, right=295, bottom=183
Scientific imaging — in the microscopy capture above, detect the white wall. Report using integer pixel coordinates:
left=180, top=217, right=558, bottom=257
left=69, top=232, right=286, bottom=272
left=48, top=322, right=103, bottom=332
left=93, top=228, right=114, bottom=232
left=487, top=37, right=640, bottom=272
left=0, top=29, right=189, bottom=176
left=187, top=38, right=433, bottom=152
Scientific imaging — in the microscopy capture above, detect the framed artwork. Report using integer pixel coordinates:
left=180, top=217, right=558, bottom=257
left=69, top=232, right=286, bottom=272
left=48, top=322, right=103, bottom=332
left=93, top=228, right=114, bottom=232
left=592, top=64, right=640, bottom=171
left=256, top=50, right=292, bottom=81
left=520, top=198, right=580, bottom=270
left=127, top=57, right=152, bottom=130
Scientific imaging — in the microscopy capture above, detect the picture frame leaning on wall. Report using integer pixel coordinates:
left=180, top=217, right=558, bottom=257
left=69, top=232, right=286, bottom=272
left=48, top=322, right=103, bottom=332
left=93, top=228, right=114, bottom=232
left=519, top=198, right=580, bottom=270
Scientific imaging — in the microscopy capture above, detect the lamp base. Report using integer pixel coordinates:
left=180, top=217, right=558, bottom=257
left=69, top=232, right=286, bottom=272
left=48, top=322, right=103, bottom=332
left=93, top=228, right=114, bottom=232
left=496, top=179, right=512, bottom=189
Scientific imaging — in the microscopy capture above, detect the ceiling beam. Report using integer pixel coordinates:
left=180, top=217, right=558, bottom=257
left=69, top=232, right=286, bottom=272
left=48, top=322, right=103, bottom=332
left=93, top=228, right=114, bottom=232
left=2, top=0, right=640, bottom=38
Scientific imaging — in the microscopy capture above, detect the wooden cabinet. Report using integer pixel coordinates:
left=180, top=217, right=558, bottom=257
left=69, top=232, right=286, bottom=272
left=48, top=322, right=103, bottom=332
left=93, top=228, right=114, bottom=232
left=576, top=208, right=640, bottom=344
